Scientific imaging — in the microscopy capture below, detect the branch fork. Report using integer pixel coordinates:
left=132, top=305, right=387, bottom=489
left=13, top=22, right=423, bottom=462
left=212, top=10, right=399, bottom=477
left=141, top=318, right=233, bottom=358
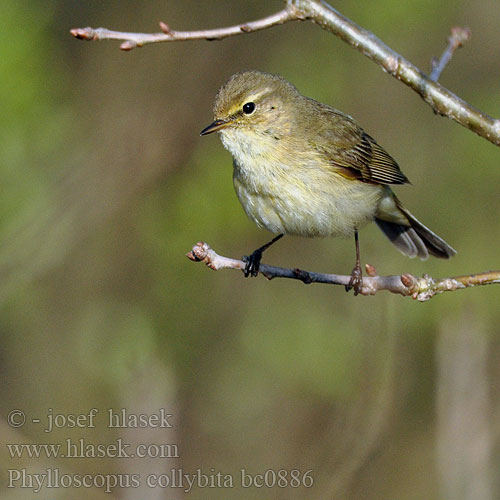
left=70, top=0, right=500, bottom=147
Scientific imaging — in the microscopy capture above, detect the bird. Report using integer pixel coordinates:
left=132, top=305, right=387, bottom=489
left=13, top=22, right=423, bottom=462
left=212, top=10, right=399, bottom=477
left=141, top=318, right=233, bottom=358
left=200, top=70, right=456, bottom=293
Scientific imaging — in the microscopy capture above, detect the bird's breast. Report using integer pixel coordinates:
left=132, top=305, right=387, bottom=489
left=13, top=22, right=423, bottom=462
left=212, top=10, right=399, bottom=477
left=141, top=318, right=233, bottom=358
left=223, top=130, right=383, bottom=238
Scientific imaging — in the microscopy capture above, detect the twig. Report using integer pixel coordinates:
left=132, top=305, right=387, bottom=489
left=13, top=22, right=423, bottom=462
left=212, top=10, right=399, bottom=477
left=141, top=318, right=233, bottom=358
left=70, top=7, right=300, bottom=51
left=186, top=242, right=500, bottom=302
left=70, top=0, right=500, bottom=148
left=430, top=26, right=471, bottom=81
left=292, top=0, right=500, bottom=146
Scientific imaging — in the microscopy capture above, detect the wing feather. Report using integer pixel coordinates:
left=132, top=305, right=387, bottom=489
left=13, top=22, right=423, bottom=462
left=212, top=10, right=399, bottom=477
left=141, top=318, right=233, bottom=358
left=308, top=104, right=410, bottom=186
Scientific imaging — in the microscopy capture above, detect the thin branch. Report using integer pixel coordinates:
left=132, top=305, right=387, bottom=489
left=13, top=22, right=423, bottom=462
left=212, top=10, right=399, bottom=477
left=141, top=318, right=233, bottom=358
left=70, top=7, right=300, bottom=51
left=186, top=242, right=500, bottom=302
left=70, top=0, right=500, bottom=146
left=291, top=0, right=500, bottom=146
left=430, top=26, right=471, bottom=81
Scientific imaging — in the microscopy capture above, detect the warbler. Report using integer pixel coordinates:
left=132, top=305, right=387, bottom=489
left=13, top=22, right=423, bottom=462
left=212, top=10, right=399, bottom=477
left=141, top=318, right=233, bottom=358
left=200, top=70, right=456, bottom=293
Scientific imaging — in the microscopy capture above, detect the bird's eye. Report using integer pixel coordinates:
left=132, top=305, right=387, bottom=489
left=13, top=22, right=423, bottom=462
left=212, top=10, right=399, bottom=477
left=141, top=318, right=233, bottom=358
left=242, top=102, right=256, bottom=115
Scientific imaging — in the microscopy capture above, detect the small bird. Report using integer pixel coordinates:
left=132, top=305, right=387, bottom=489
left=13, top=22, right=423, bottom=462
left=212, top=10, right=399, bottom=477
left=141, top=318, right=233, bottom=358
left=200, top=70, right=456, bottom=293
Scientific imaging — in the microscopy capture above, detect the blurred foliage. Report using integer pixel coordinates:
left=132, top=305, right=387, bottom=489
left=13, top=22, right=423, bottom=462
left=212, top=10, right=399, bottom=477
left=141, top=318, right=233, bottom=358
left=0, top=1, right=499, bottom=499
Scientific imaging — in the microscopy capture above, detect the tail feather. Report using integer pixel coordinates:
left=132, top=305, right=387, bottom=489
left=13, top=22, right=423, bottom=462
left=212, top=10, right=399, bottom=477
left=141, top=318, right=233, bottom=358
left=375, top=219, right=429, bottom=259
left=376, top=194, right=457, bottom=260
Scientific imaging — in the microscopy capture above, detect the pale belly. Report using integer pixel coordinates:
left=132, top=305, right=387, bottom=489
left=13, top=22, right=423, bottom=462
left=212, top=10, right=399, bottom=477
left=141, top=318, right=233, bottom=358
left=233, top=161, right=383, bottom=238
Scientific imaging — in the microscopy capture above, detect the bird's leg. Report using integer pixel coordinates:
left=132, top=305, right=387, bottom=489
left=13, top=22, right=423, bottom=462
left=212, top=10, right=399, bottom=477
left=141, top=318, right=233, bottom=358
left=346, top=229, right=363, bottom=295
left=242, top=234, right=284, bottom=277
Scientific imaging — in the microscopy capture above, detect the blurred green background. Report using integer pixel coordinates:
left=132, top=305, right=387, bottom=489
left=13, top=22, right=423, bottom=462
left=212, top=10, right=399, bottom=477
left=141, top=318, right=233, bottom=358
left=0, top=1, right=499, bottom=499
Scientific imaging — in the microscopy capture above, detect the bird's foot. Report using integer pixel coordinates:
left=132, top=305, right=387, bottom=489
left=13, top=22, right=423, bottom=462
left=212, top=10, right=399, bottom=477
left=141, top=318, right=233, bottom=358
left=345, top=264, right=363, bottom=295
left=242, top=250, right=262, bottom=277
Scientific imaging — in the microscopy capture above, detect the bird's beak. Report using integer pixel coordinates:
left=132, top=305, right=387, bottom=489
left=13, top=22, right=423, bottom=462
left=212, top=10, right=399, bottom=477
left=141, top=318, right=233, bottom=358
left=200, top=119, right=231, bottom=136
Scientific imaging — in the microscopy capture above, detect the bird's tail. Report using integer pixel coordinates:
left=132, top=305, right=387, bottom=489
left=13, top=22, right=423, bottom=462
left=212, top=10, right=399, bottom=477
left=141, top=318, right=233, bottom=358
left=375, top=191, right=456, bottom=260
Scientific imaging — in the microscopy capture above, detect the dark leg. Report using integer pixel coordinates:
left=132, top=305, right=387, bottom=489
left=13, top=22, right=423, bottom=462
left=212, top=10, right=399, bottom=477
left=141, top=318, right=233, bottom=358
left=345, top=229, right=363, bottom=295
left=243, top=234, right=284, bottom=277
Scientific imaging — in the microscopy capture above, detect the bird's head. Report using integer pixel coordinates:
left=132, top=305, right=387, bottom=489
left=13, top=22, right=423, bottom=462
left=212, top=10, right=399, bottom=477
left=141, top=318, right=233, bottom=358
left=200, top=70, right=299, bottom=140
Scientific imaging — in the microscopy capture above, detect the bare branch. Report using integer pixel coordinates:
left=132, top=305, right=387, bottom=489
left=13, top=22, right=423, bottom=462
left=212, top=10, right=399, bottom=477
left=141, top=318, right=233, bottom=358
left=430, top=26, right=471, bottom=81
left=186, top=242, right=500, bottom=302
left=70, top=7, right=299, bottom=51
left=290, top=0, right=500, bottom=146
left=71, top=0, right=500, bottom=146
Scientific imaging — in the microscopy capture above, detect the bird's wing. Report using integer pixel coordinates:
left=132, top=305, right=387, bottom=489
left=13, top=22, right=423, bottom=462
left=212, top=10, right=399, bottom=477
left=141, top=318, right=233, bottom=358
left=310, top=107, right=410, bottom=185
